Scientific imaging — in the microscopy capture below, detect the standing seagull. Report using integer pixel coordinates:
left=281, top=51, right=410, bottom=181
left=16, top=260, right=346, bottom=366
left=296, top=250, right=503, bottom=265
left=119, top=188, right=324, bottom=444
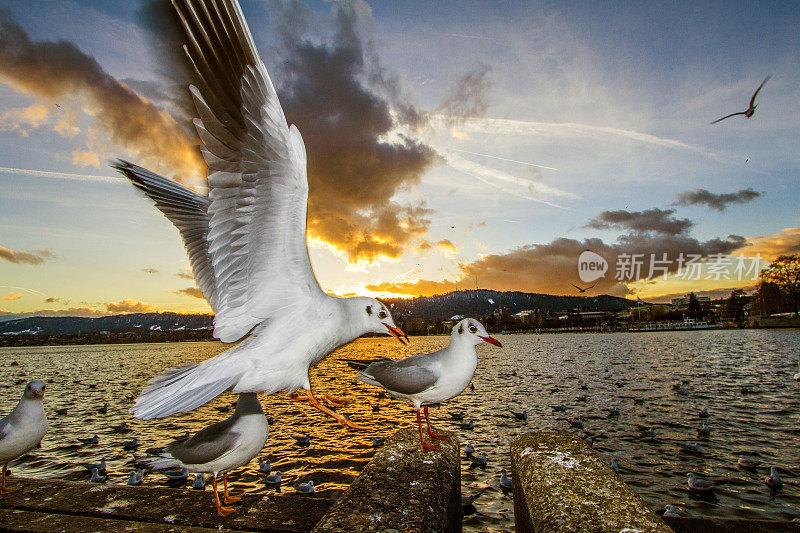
left=113, top=0, right=406, bottom=427
left=0, top=381, right=47, bottom=496
left=142, top=393, right=268, bottom=517
left=347, top=318, right=501, bottom=450
left=711, top=75, right=771, bottom=124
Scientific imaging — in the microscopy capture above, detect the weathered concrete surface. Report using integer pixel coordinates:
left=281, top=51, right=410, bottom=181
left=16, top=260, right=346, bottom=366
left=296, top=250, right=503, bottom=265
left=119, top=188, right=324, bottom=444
left=511, top=431, right=672, bottom=533
left=312, top=427, right=461, bottom=533
left=0, top=508, right=223, bottom=532
left=663, top=516, right=800, bottom=532
left=0, top=477, right=333, bottom=532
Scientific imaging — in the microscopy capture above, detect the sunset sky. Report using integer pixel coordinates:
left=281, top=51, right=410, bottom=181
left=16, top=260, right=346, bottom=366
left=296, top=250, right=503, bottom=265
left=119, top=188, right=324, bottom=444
left=1, top=0, right=799, bottom=319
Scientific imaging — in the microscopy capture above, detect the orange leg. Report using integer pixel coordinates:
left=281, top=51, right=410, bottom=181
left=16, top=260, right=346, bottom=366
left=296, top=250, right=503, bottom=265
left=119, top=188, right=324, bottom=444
left=416, top=409, right=439, bottom=451
left=423, top=406, right=448, bottom=441
left=302, top=390, right=367, bottom=430
left=212, top=475, right=235, bottom=517
left=0, top=463, right=19, bottom=495
left=223, top=473, right=241, bottom=505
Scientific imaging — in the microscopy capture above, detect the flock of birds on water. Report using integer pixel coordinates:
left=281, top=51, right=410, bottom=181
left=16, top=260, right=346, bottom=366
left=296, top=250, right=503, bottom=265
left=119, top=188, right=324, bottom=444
left=0, top=0, right=783, bottom=524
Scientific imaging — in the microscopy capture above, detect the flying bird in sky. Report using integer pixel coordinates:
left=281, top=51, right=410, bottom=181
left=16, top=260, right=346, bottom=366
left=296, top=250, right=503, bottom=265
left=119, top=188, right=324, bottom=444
left=114, top=0, right=406, bottom=427
left=710, top=75, right=771, bottom=124
left=571, top=283, right=594, bottom=293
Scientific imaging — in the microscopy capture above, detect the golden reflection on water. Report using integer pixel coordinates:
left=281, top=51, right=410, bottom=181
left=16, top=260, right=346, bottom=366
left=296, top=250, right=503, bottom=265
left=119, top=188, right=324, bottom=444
left=2, top=329, right=800, bottom=531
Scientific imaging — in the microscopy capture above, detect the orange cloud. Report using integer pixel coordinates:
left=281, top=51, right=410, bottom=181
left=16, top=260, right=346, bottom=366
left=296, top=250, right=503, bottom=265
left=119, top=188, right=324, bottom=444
left=71, top=149, right=100, bottom=168
left=742, top=228, right=800, bottom=261
left=2, top=292, right=22, bottom=301
left=104, top=299, right=156, bottom=313
left=437, top=239, right=458, bottom=253
left=0, top=13, right=203, bottom=182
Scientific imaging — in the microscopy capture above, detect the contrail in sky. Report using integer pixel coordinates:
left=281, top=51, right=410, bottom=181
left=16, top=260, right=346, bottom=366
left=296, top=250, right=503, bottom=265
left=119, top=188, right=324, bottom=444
left=0, top=166, right=121, bottom=184
left=451, top=148, right=558, bottom=170
left=0, top=285, right=46, bottom=297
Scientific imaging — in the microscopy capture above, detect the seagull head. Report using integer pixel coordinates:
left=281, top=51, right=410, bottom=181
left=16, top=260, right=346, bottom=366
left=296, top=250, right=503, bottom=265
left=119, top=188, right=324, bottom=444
left=351, top=297, right=408, bottom=344
left=23, top=380, right=46, bottom=400
left=453, top=318, right=502, bottom=347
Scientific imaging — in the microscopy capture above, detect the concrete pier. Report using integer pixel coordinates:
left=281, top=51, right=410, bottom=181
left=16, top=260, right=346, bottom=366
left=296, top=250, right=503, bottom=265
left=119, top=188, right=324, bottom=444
left=511, top=431, right=673, bottom=533
left=312, top=427, right=462, bottom=533
left=0, top=477, right=332, bottom=532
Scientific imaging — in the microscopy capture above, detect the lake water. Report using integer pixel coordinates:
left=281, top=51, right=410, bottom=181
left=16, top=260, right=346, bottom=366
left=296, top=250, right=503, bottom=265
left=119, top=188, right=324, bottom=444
left=1, top=329, right=799, bottom=530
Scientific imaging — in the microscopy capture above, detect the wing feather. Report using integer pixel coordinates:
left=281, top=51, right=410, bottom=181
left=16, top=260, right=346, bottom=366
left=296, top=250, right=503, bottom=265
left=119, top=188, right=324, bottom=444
left=170, top=0, right=323, bottom=343
left=112, top=161, right=218, bottom=311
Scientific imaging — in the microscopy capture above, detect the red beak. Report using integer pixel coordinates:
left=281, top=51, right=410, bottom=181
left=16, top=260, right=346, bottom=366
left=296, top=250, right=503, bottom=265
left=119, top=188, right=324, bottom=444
left=383, top=323, right=409, bottom=345
left=479, top=335, right=502, bottom=347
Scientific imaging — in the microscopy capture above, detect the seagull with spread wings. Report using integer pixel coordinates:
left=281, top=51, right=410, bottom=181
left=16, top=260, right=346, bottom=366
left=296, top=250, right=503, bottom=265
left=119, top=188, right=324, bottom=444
left=114, top=0, right=406, bottom=428
left=710, top=75, right=771, bottom=124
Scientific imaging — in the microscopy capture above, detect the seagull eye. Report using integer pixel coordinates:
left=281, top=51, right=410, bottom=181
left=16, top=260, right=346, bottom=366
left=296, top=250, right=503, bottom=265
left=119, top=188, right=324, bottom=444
left=469, top=325, right=477, bottom=334
left=378, top=310, right=388, bottom=319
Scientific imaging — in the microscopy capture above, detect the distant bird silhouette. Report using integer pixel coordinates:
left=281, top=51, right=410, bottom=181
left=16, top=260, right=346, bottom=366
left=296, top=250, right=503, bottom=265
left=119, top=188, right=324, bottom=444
left=499, top=469, right=513, bottom=495
left=161, top=467, right=189, bottom=487
left=571, top=284, right=594, bottom=293
left=457, top=420, right=474, bottom=430
left=96, top=403, right=107, bottom=415
left=711, top=75, right=771, bottom=124
left=89, top=468, right=106, bottom=483
left=111, top=422, right=131, bottom=433
left=610, top=458, right=620, bottom=474
left=765, top=466, right=783, bottom=490
left=469, top=452, right=487, bottom=469
left=738, top=457, right=761, bottom=470
left=294, top=480, right=315, bottom=494
left=259, top=459, right=270, bottom=474
left=449, top=411, right=465, bottom=421
left=121, top=437, right=139, bottom=451
left=192, top=473, right=206, bottom=490
left=793, top=360, right=800, bottom=381
left=698, top=408, right=709, bottom=419
left=697, top=423, right=710, bottom=437
left=372, top=436, right=386, bottom=448
left=54, top=408, right=68, bottom=416
left=263, top=471, right=281, bottom=485
left=510, top=409, right=527, bottom=421
left=687, top=473, right=714, bottom=493
left=79, top=435, right=99, bottom=446
left=127, top=469, right=144, bottom=486
left=662, top=505, right=681, bottom=518
left=81, top=458, right=106, bottom=476
left=294, top=435, right=312, bottom=446
left=464, top=442, right=474, bottom=457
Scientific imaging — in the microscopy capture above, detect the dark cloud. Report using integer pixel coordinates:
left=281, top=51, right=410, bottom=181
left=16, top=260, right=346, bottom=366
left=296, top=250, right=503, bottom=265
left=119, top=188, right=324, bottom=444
left=0, top=12, right=203, bottom=181
left=674, top=188, right=762, bottom=211
left=44, top=296, right=70, bottom=305
left=175, top=271, right=194, bottom=280
left=0, top=245, right=54, bottom=265
left=369, top=232, right=747, bottom=297
left=104, top=299, right=156, bottom=313
left=586, top=208, right=692, bottom=236
left=437, top=62, right=492, bottom=125
left=134, top=0, right=441, bottom=263
left=271, top=0, right=441, bottom=262
left=174, top=287, right=204, bottom=299
left=141, top=268, right=159, bottom=274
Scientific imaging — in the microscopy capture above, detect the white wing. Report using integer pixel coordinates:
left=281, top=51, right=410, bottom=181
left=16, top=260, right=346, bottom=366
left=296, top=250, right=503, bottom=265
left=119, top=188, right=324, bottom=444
left=113, top=161, right=219, bottom=312
left=173, top=0, right=324, bottom=342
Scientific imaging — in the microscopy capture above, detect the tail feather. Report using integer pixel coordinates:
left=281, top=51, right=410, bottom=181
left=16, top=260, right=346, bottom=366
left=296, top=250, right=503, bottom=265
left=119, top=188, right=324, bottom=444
left=132, top=360, right=244, bottom=420
left=137, top=454, right=183, bottom=471
left=345, top=357, right=391, bottom=372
